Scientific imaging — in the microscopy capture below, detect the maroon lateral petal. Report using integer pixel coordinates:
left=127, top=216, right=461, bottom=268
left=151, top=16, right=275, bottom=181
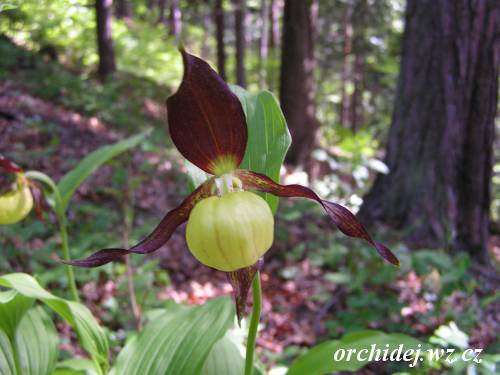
left=64, top=249, right=131, bottom=268
left=166, top=49, right=248, bottom=175
left=0, top=155, right=22, bottom=173
left=226, top=258, right=263, bottom=325
left=235, top=170, right=399, bottom=266
left=322, top=201, right=400, bottom=265
left=65, top=178, right=216, bottom=267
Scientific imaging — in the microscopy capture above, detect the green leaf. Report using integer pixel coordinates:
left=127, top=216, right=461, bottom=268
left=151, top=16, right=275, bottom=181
left=0, top=329, right=16, bottom=375
left=231, top=86, right=291, bottom=214
left=54, top=358, right=100, bottom=375
left=0, top=291, right=34, bottom=341
left=52, top=370, right=87, bottom=375
left=202, top=331, right=245, bottom=375
left=110, top=296, right=234, bottom=375
left=15, top=307, right=59, bottom=375
left=0, top=273, right=109, bottom=374
left=430, top=321, right=468, bottom=349
left=0, top=3, right=18, bottom=12
left=57, top=130, right=150, bottom=213
left=185, top=159, right=209, bottom=192
left=287, top=330, right=423, bottom=375
left=0, top=306, right=59, bottom=375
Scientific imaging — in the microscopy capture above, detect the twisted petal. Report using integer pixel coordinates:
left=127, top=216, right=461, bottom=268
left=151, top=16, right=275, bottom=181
left=66, top=178, right=216, bottom=267
left=235, top=170, right=399, bottom=265
left=166, top=49, right=248, bottom=175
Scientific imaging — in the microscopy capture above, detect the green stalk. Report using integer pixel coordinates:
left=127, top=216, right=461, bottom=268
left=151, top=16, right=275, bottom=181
left=25, top=171, right=79, bottom=302
left=58, top=214, right=79, bottom=302
left=122, top=163, right=142, bottom=330
left=245, top=271, right=262, bottom=375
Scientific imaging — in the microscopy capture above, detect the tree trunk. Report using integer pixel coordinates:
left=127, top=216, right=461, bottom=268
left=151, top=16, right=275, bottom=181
left=339, top=4, right=353, bottom=128
left=157, top=0, right=166, bottom=24
left=269, top=0, right=280, bottom=49
left=233, top=0, right=246, bottom=87
left=147, top=0, right=157, bottom=10
left=214, top=0, right=226, bottom=80
left=280, top=0, right=319, bottom=165
left=95, top=0, right=116, bottom=80
left=201, top=0, right=211, bottom=60
left=169, top=0, right=182, bottom=39
left=259, top=0, right=269, bottom=86
left=359, top=0, right=499, bottom=263
left=115, top=0, right=132, bottom=18
left=349, top=52, right=364, bottom=132
left=267, top=0, right=281, bottom=92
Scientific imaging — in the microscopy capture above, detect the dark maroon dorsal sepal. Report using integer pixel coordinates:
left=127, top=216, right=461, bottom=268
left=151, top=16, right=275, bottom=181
left=166, top=49, right=248, bottom=175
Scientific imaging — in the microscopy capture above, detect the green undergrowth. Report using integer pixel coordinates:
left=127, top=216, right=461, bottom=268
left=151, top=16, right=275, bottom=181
left=271, top=200, right=499, bottom=373
left=0, top=36, right=168, bottom=133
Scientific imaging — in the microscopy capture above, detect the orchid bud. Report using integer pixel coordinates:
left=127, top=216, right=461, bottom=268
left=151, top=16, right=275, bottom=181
left=0, top=173, right=34, bottom=224
left=186, top=191, right=274, bottom=272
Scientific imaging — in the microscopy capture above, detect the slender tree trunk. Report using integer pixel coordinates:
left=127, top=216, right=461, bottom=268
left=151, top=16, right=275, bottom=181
left=280, top=0, right=319, bottom=165
left=214, top=0, right=226, bottom=79
left=157, top=0, right=166, bottom=24
left=147, top=0, right=157, bottom=10
left=259, top=0, right=269, bottom=86
left=95, top=0, right=116, bottom=80
left=269, top=0, right=280, bottom=49
left=201, top=0, right=211, bottom=60
left=169, top=0, right=182, bottom=39
left=359, top=0, right=499, bottom=263
left=233, top=0, right=246, bottom=87
left=340, top=4, right=353, bottom=128
left=267, top=0, right=281, bottom=92
left=115, top=0, right=132, bottom=18
left=349, top=52, right=364, bottom=132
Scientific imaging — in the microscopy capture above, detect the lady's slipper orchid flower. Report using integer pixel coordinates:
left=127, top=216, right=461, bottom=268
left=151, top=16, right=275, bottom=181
left=0, top=156, right=35, bottom=224
left=67, top=49, right=398, bottom=318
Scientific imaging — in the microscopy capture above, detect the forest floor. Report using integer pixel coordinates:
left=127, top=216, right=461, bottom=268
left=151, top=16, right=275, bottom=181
left=1, top=40, right=499, bottom=372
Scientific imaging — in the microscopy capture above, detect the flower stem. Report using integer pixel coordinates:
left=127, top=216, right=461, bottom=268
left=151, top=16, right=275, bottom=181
left=59, top=216, right=80, bottom=302
left=245, top=271, right=262, bottom=375
left=122, top=165, right=142, bottom=330
left=124, top=254, right=142, bottom=330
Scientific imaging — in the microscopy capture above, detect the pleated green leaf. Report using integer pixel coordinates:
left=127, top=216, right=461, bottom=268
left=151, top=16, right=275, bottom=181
left=0, top=306, right=59, bottom=375
left=57, top=130, right=150, bottom=213
left=54, top=358, right=100, bottom=375
left=202, top=331, right=245, bottom=375
left=185, top=160, right=210, bottom=192
left=110, top=296, right=234, bottom=375
left=52, top=369, right=87, bottom=375
left=287, top=330, right=424, bottom=375
left=0, top=290, right=34, bottom=341
left=15, top=307, right=59, bottom=375
left=0, top=273, right=108, bottom=374
left=0, top=329, right=16, bottom=375
left=231, top=86, right=291, bottom=214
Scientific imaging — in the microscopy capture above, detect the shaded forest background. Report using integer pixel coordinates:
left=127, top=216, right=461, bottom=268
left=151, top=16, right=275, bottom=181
left=0, top=0, right=499, bottom=373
